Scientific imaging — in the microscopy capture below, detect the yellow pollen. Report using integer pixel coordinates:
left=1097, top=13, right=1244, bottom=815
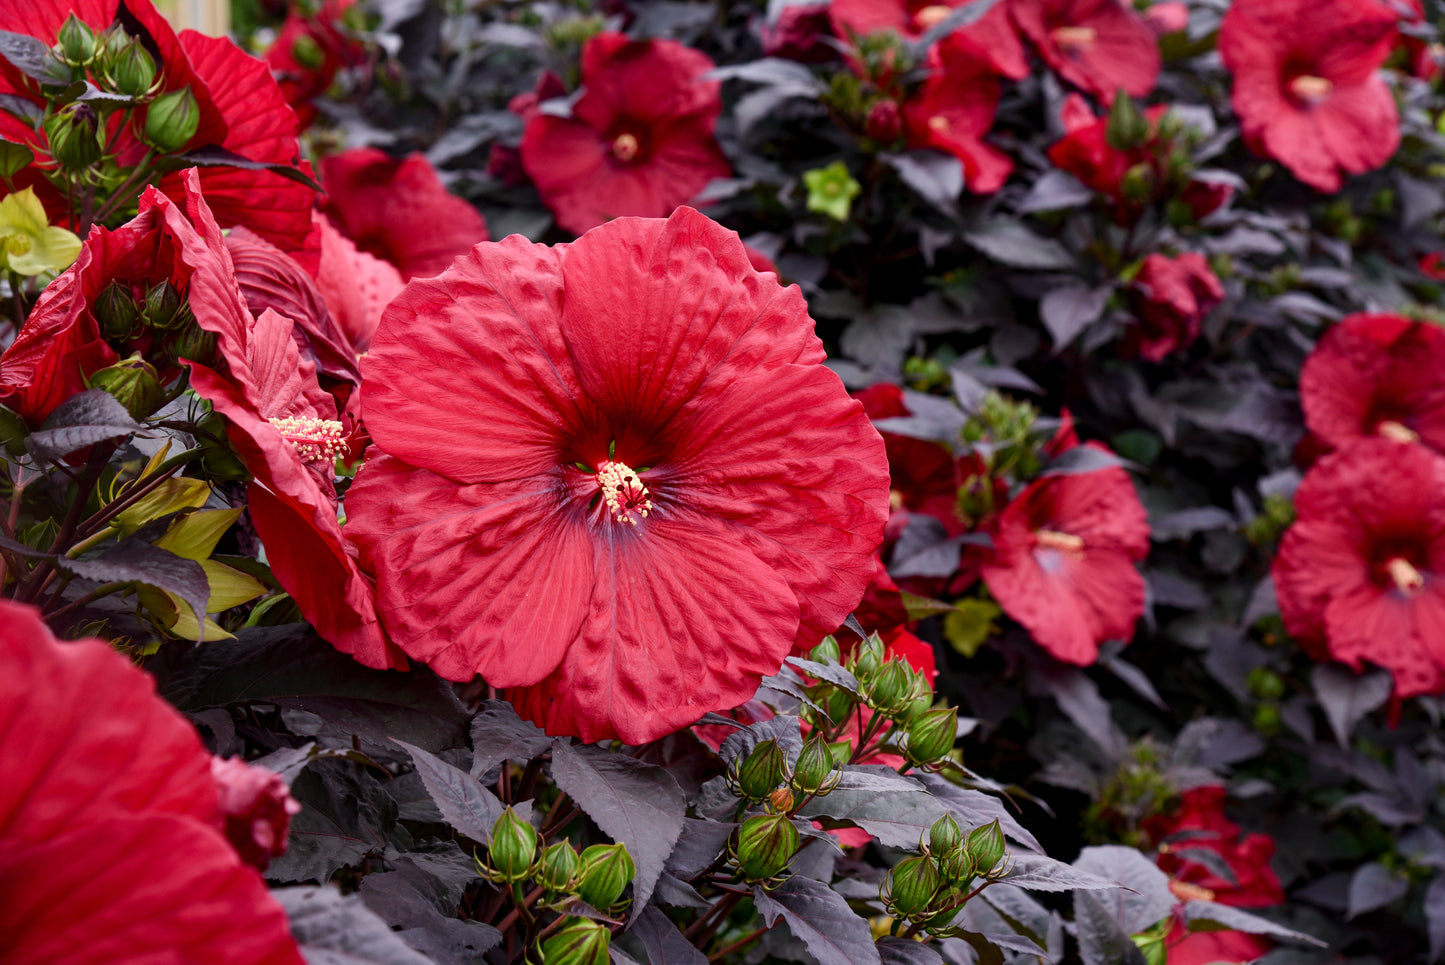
left=914, top=4, right=952, bottom=28
left=597, top=459, right=652, bottom=526
left=928, top=115, right=951, bottom=134
left=1051, top=26, right=1097, bottom=49
left=1377, top=420, right=1419, bottom=444
left=1387, top=557, right=1425, bottom=594
left=889, top=489, right=906, bottom=512
left=1168, top=880, right=1216, bottom=903
left=269, top=415, right=348, bottom=465
left=612, top=133, right=640, bottom=162
left=1036, top=529, right=1086, bottom=553
left=4, top=233, right=31, bottom=256
left=1289, top=74, right=1333, bottom=104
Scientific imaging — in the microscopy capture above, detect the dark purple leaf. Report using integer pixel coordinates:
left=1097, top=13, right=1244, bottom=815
left=1073, top=890, right=1148, bottom=965
left=469, top=700, right=552, bottom=778
left=1181, top=901, right=1325, bottom=946
left=1426, top=875, right=1445, bottom=963
left=1072, top=846, right=1173, bottom=933
left=963, top=219, right=1077, bottom=270
left=267, top=759, right=396, bottom=883
left=1347, top=862, right=1409, bottom=919
left=718, top=715, right=804, bottom=767
left=877, top=936, right=945, bottom=965
left=0, top=30, right=68, bottom=86
left=664, top=819, right=736, bottom=880
left=1150, top=507, right=1237, bottom=541
left=62, top=539, right=208, bottom=638
left=1015, top=169, right=1094, bottom=214
left=1034, top=664, right=1125, bottom=757
left=392, top=739, right=508, bottom=844
left=884, top=151, right=963, bottom=208
left=1040, top=284, right=1112, bottom=350
left=1037, top=446, right=1131, bottom=478
left=632, top=905, right=707, bottom=965
left=786, top=658, right=861, bottom=696
left=917, top=775, right=1044, bottom=853
left=1313, top=664, right=1392, bottom=747
left=173, top=145, right=322, bottom=191
left=274, top=885, right=434, bottom=965
left=28, top=389, right=143, bottom=463
left=1001, top=854, right=1122, bottom=893
left=913, top=0, right=1002, bottom=47
left=754, top=875, right=881, bottom=965
left=550, top=740, right=687, bottom=914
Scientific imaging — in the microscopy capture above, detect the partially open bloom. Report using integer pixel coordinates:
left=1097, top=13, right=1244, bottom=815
left=1219, top=0, right=1400, bottom=192
left=1146, top=786, right=1285, bottom=965
left=980, top=438, right=1150, bottom=664
left=318, top=148, right=489, bottom=280
left=347, top=206, right=889, bottom=743
left=211, top=757, right=302, bottom=872
left=0, top=599, right=303, bottom=964
left=520, top=33, right=732, bottom=236
left=1274, top=438, right=1445, bottom=699
left=1010, top=0, right=1160, bottom=100
left=1299, top=312, right=1445, bottom=456
left=1123, top=252, right=1225, bottom=362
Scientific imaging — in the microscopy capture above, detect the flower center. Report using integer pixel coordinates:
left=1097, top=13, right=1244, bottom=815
left=1377, top=420, right=1419, bottom=444
left=597, top=460, right=652, bottom=525
left=269, top=416, right=349, bottom=465
left=611, top=132, right=640, bottom=163
left=4, top=233, right=31, bottom=257
left=1168, top=880, right=1216, bottom=903
left=913, top=4, right=952, bottom=29
left=1035, top=529, right=1085, bottom=553
left=1289, top=74, right=1333, bottom=105
left=928, top=115, right=951, bottom=134
left=1387, top=556, right=1425, bottom=594
left=1050, top=25, right=1096, bottom=50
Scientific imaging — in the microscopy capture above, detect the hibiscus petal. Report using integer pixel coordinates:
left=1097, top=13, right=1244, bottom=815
left=345, top=455, right=592, bottom=686
left=1, top=814, right=303, bottom=965
left=360, top=234, right=592, bottom=483
left=508, top=510, right=801, bottom=744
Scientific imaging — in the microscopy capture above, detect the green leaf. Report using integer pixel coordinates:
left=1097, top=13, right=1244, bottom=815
left=157, top=507, right=243, bottom=561
left=27, top=389, right=142, bottom=464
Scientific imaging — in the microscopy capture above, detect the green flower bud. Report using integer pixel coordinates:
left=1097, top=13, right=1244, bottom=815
left=56, top=14, right=97, bottom=66
left=1120, top=162, right=1156, bottom=203
left=904, top=707, right=956, bottom=767
left=576, top=842, right=635, bottom=910
left=1105, top=91, right=1150, bottom=151
left=94, top=280, right=141, bottom=342
left=487, top=807, right=537, bottom=882
left=882, top=855, right=940, bottom=920
left=933, top=846, right=974, bottom=886
left=809, top=635, right=840, bottom=664
left=536, top=840, right=581, bottom=893
left=852, top=632, right=886, bottom=681
left=87, top=355, right=164, bottom=421
left=735, top=812, right=798, bottom=881
left=1247, top=667, right=1285, bottom=702
left=965, top=819, right=1006, bottom=876
left=927, top=813, right=963, bottom=855
left=791, top=733, right=838, bottom=797
left=867, top=659, right=914, bottom=713
left=290, top=32, right=326, bottom=71
left=768, top=786, right=795, bottom=813
left=0, top=138, right=34, bottom=179
left=143, top=280, right=185, bottom=331
left=106, top=38, right=157, bottom=97
left=144, top=86, right=200, bottom=152
left=43, top=103, right=102, bottom=171
left=162, top=322, right=219, bottom=369
left=733, top=738, right=789, bottom=800
left=539, top=918, right=610, bottom=965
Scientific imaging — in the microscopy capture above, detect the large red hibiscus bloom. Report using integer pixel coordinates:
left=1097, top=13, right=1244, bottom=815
left=1300, top=312, right=1445, bottom=455
left=520, top=33, right=733, bottom=236
left=1273, top=438, right=1445, bottom=699
left=1010, top=0, right=1160, bottom=100
left=1219, top=0, right=1399, bottom=192
left=346, top=206, right=889, bottom=743
left=0, top=0, right=315, bottom=254
left=829, top=0, right=1029, bottom=79
left=0, top=599, right=303, bottom=964
left=318, top=149, right=489, bottom=280
left=902, top=37, right=1015, bottom=194
left=980, top=439, right=1150, bottom=664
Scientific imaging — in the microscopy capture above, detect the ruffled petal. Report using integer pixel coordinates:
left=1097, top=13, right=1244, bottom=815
left=346, top=455, right=592, bottom=686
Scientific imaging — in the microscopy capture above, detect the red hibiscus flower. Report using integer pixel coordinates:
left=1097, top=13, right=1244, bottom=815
left=902, top=36, right=1015, bottom=193
left=1010, top=0, right=1160, bottom=100
left=1047, top=94, right=1232, bottom=222
left=1299, top=312, right=1445, bottom=456
left=0, top=0, right=315, bottom=254
left=1218, top=0, right=1400, bottom=193
left=345, top=207, right=890, bottom=743
left=266, top=0, right=368, bottom=129
left=1273, top=438, right=1445, bottom=698
left=520, top=33, right=733, bottom=236
left=829, top=0, right=1029, bottom=78
left=318, top=148, right=489, bottom=280
left=1146, top=786, right=1285, bottom=965
left=1123, top=252, right=1225, bottom=362
left=980, top=438, right=1150, bottom=664
left=0, top=599, right=303, bottom=964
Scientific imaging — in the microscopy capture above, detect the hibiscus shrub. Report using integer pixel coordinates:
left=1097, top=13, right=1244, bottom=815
left=2, top=0, right=1445, bottom=962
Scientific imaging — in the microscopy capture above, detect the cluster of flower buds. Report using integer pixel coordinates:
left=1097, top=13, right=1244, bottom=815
left=476, top=807, right=637, bottom=917
left=956, top=391, right=1050, bottom=522
left=94, top=277, right=219, bottom=374
left=880, top=814, right=1009, bottom=931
